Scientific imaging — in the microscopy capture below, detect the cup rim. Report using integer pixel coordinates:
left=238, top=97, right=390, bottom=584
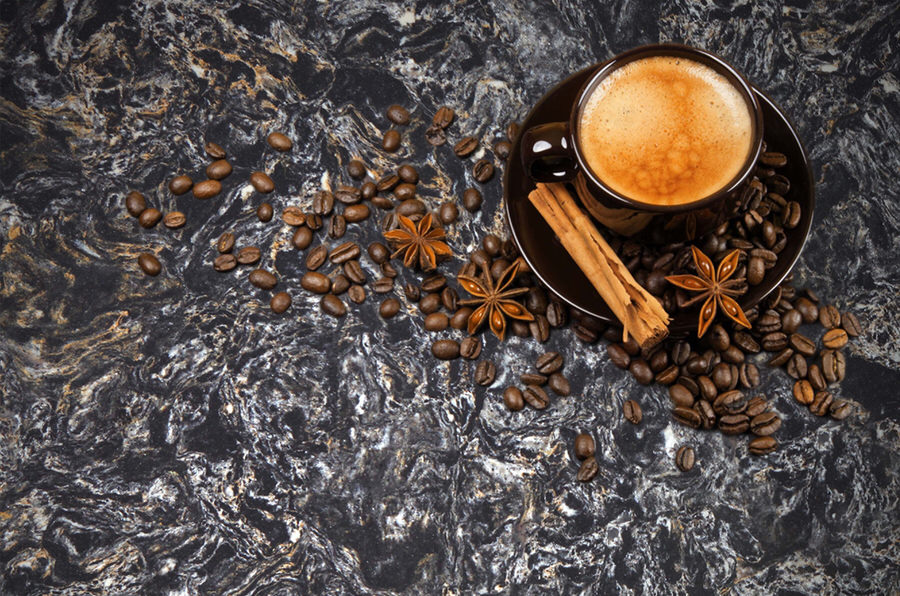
left=570, top=43, right=765, bottom=213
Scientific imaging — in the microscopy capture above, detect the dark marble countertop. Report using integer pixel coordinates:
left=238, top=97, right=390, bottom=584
left=1, top=1, right=898, bottom=593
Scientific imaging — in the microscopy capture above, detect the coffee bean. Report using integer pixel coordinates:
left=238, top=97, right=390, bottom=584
left=829, top=399, right=852, bottom=420
left=778, top=309, right=801, bottom=334
left=396, top=199, right=425, bottom=218
left=697, top=376, right=717, bottom=401
left=331, top=274, right=350, bottom=295
left=785, top=353, right=808, bottom=379
left=546, top=302, right=567, bottom=328
left=289, top=227, right=311, bottom=250
left=750, top=411, right=781, bottom=436
left=163, top=211, right=186, bottom=229
left=237, top=246, right=261, bottom=265
left=205, top=141, right=226, bottom=159
left=794, top=297, right=818, bottom=323
left=669, top=340, right=690, bottom=365
left=306, top=245, right=328, bottom=270
left=817, top=304, right=840, bottom=329
left=749, top=436, right=777, bottom=455
left=607, top=344, right=630, bottom=369
left=321, top=294, right=347, bottom=317
left=404, top=282, right=421, bottom=303
left=520, top=373, right=547, bottom=386
left=393, top=183, right=417, bottom=202
left=307, top=213, right=324, bottom=231
left=673, top=407, right=702, bottom=429
left=732, top=332, right=760, bottom=353
left=809, top=390, right=833, bottom=417
left=313, top=191, right=335, bottom=216
left=792, top=379, right=814, bottom=405
left=747, top=256, right=765, bottom=285
left=841, top=312, right=861, bottom=337
left=213, top=254, right=237, bottom=272
left=711, top=363, right=733, bottom=391
left=270, top=291, right=291, bottom=314
left=138, top=253, right=161, bottom=276
left=125, top=191, right=146, bottom=217
left=474, top=360, right=496, bottom=386
left=432, top=339, right=460, bottom=360
left=685, top=355, right=708, bottom=376
left=529, top=315, right=550, bottom=343
left=761, top=332, right=788, bottom=352
left=489, top=259, right=510, bottom=282
left=328, top=214, right=346, bottom=238
left=574, top=433, right=595, bottom=460
left=693, top=400, right=714, bottom=429
left=623, top=400, right=642, bottom=424
left=335, top=185, right=362, bottom=205
left=505, top=121, right=521, bottom=142
left=523, top=385, right=550, bottom=410
left=347, top=284, right=366, bottom=304
left=675, top=446, right=695, bottom=472
left=438, top=202, right=458, bottom=225
left=366, top=242, right=389, bottom=265
left=455, top=336, right=481, bottom=360
left=419, top=293, right=441, bottom=315
left=169, top=175, right=192, bottom=195
left=493, top=140, right=512, bottom=160
left=677, top=377, right=700, bottom=397
left=788, top=333, right=816, bottom=357
left=739, top=363, right=760, bottom=388
left=807, top=363, right=826, bottom=392
left=450, top=308, right=471, bottom=330
left=821, top=349, right=846, bottom=384
left=373, top=277, right=394, bottom=294
left=721, top=345, right=745, bottom=365
left=822, top=328, right=848, bottom=349
left=301, top=272, right=331, bottom=294
left=206, top=159, right=232, bottom=180
left=257, top=203, right=273, bottom=222
left=576, top=457, right=598, bottom=482
left=546, top=373, right=570, bottom=397
left=745, top=396, right=768, bottom=418
left=433, top=106, right=455, bottom=129
left=249, top=268, right=277, bottom=290
left=454, top=136, right=478, bottom=158
left=669, top=384, right=695, bottom=408
left=718, top=413, right=750, bottom=435
left=267, top=132, right=292, bottom=151
left=657, top=366, right=680, bottom=387
left=424, top=312, right=449, bottom=332
left=329, top=241, right=360, bottom=265
left=381, top=262, right=398, bottom=279
left=440, top=286, right=459, bottom=310
left=768, top=348, right=794, bottom=367
left=347, top=159, right=366, bottom=180
left=343, top=260, right=366, bottom=284
left=359, top=181, right=376, bottom=201
left=756, top=311, right=782, bottom=334
left=425, top=124, right=446, bottom=146
left=382, top=129, right=401, bottom=152
left=379, top=298, right=400, bottom=319
left=713, top=390, right=747, bottom=416
left=139, top=208, right=162, bottom=228
left=707, top=324, right=730, bottom=351
left=473, top=159, right=494, bottom=183
left=503, top=387, right=524, bottom=411
left=249, top=172, right=274, bottom=193
left=535, top=352, right=563, bottom=375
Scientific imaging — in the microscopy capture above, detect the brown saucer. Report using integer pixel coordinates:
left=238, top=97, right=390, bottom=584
left=504, top=67, right=815, bottom=335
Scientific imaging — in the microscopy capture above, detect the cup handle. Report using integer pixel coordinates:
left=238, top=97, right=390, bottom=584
left=520, top=122, right=579, bottom=182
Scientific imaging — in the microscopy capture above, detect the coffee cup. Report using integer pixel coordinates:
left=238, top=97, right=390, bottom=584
left=521, top=44, right=764, bottom=242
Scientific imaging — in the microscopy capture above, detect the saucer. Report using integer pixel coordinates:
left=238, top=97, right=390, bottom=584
left=504, top=67, right=815, bottom=334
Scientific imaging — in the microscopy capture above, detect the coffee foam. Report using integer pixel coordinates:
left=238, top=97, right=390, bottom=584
left=578, top=56, right=753, bottom=206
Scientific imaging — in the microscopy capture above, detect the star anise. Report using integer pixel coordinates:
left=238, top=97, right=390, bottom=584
left=665, top=246, right=751, bottom=338
left=383, top=213, right=452, bottom=271
left=457, top=259, right=534, bottom=340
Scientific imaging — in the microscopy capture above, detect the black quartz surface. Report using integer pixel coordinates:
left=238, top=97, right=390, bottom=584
left=1, top=1, right=898, bottom=593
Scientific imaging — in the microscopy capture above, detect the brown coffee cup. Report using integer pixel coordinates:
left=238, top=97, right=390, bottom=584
left=521, top=44, right=764, bottom=243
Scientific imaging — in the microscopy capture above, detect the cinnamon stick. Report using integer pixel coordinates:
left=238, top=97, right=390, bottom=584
left=528, top=182, right=669, bottom=348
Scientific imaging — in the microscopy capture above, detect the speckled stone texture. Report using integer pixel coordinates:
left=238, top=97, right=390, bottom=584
left=1, top=1, right=898, bottom=593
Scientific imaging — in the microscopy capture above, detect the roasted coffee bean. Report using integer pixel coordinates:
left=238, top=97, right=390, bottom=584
left=329, top=241, right=360, bottom=265
left=306, top=245, right=328, bottom=270
left=788, top=333, right=816, bottom=357
left=335, top=185, right=362, bottom=205
left=750, top=411, right=781, bottom=436
left=432, top=339, right=459, bottom=360
left=386, top=104, right=410, bottom=125
left=321, top=294, right=347, bottom=317
left=841, top=312, right=861, bottom=337
left=673, top=407, right=702, bottom=429
left=489, top=259, right=510, bottom=282
left=390, top=164, right=417, bottom=185
left=347, top=284, right=366, bottom=304
left=685, top=355, right=708, bottom=376
left=249, top=268, right=277, bottom=290
left=677, top=377, right=700, bottom=397
left=367, top=242, right=389, bottom=264
left=438, top=202, right=458, bottom=225
left=793, top=379, right=814, bottom=405
left=656, top=365, right=680, bottom=385
left=523, top=288, right=547, bottom=317
left=576, top=457, right=598, bottom=482
left=780, top=309, right=802, bottom=334
left=460, top=336, right=482, bottom=360
left=732, top=331, right=760, bottom=353
left=139, top=208, right=162, bottom=228
left=441, top=287, right=458, bottom=312
left=473, top=159, right=494, bottom=183
left=267, top=132, right=292, bottom=151
left=607, top=344, right=631, bottom=369
left=347, top=159, right=366, bottom=180
left=807, top=363, right=826, bottom=392
left=520, top=373, right=547, bottom=386
left=163, top=211, right=186, bottom=229
left=379, top=297, right=400, bottom=319
left=691, top=400, right=713, bottom=429
left=373, top=277, right=394, bottom=294
left=327, top=214, right=346, bottom=238
left=361, top=181, right=377, bottom=200
left=433, top=106, right=455, bottom=129
left=546, top=302, right=567, bottom=328
left=818, top=304, right=840, bottom=329
left=344, top=203, right=371, bottom=223
left=721, top=345, right=745, bottom=365
left=301, top=272, right=331, bottom=294
left=169, top=175, right=192, bottom=195
left=749, top=436, right=777, bottom=455
left=206, top=159, right=232, bottom=180
left=761, top=332, right=788, bottom=352
left=760, top=151, right=787, bottom=167
left=382, top=129, right=401, bottom=152
left=675, top=446, right=695, bottom=472
left=747, top=256, right=765, bottom=285
left=529, top=315, right=550, bottom=343
left=419, top=292, right=441, bottom=315
left=474, top=360, right=496, bottom=386
left=829, top=399, right=852, bottom=420
left=810, top=391, right=834, bottom=417
left=523, top=385, right=550, bottom=410
left=823, top=328, right=848, bottom=349
left=376, top=174, right=400, bottom=194
left=713, top=390, right=747, bottom=416
left=795, top=297, right=819, bottom=323
left=305, top=213, right=323, bottom=232
left=697, top=376, right=717, bottom=402
left=620, top=336, right=641, bottom=356
left=574, top=433, right=595, bottom=459
left=739, top=363, right=760, bottom=388
left=756, top=311, right=782, bottom=334
left=711, top=363, right=733, bottom=391
left=397, top=199, right=425, bottom=217
left=343, top=260, right=366, bottom=284
left=420, top=274, right=446, bottom=293
left=669, top=384, right=695, bottom=408
left=205, top=141, right=226, bottom=159
left=462, top=187, right=483, bottom=212
left=270, top=291, right=291, bottom=314
left=535, top=352, right=563, bottom=375
left=573, top=324, right=598, bottom=343
left=647, top=349, right=669, bottom=373
left=249, top=172, right=274, bottom=194
left=718, top=414, right=750, bottom=435
left=450, top=307, right=472, bottom=330
left=768, top=348, right=794, bottom=367
left=213, top=253, right=237, bottom=272
left=393, top=182, right=416, bottom=202
left=138, top=253, right=161, bottom=276
left=331, top=274, right=350, bottom=295
left=506, top=121, right=521, bottom=142
left=236, top=246, right=261, bottom=265
left=623, top=400, right=642, bottom=424
left=548, top=373, right=570, bottom=396
left=291, top=227, right=313, bottom=250
left=423, top=312, right=449, bottom=332
left=494, top=140, right=512, bottom=160
left=313, top=191, right=335, bottom=216
left=668, top=341, right=690, bottom=366
left=282, top=206, right=306, bottom=227
left=745, top=396, right=768, bottom=418
left=256, top=203, right=273, bottom=222
left=786, top=353, right=808, bottom=380
left=125, top=191, right=146, bottom=217
left=404, top=282, right=421, bottom=302
left=782, top=200, right=802, bottom=229
left=821, top=349, right=846, bottom=383
left=628, top=359, right=652, bottom=385
left=453, top=136, right=478, bottom=158
left=425, top=124, right=446, bottom=146
left=708, top=324, right=730, bottom=351
left=504, top=386, right=525, bottom=411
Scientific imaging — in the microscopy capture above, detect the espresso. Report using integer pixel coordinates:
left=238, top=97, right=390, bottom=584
left=578, top=56, right=753, bottom=206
